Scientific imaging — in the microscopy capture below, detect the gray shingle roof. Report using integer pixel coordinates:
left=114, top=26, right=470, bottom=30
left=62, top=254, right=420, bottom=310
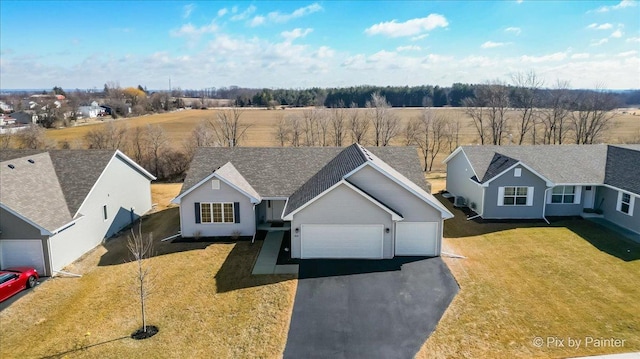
left=1, top=150, right=123, bottom=231
left=283, top=144, right=367, bottom=216
left=181, top=145, right=431, bottom=202
left=1, top=152, right=73, bottom=232
left=461, top=145, right=609, bottom=184
left=214, top=162, right=261, bottom=202
left=605, top=145, right=640, bottom=194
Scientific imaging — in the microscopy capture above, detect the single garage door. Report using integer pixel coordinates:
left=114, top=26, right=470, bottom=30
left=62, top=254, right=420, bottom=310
left=395, top=222, right=439, bottom=256
left=0, top=240, right=46, bottom=274
left=301, top=224, right=384, bottom=259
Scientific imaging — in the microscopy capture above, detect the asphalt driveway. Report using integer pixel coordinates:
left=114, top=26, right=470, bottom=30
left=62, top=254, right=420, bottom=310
left=284, top=257, right=458, bottom=359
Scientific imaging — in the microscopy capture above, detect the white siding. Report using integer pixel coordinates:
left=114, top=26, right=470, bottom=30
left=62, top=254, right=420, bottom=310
left=445, top=151, right=484, bottom=214
left=180, top=178, right=256, bottom=237
left=48, top=155, right=153, bottom=273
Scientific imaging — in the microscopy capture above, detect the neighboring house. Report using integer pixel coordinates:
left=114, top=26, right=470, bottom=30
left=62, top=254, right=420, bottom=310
left=9, top=111, right=37, bottom=125
left=78, top=101, right=105, bottom=118
left=0, top=101, right=13, bottom=112
left=0, top=150, right=156, bottom=276
left=173, top=144, right=453, bottom=259
left=444, top=144, right=640, bottom=235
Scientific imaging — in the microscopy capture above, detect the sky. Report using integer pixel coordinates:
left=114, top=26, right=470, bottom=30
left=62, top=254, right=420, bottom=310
left=0, top=1, right=639, bottom=90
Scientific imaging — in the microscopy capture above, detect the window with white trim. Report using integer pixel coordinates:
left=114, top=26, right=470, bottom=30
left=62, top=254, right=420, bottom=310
left=617, top=192, right=634, bottom=215
left=201, top=202, right=234, bottom=223
left=502, top=186, right=528, bottom=206
left=551, top=186, right=575, bottom=204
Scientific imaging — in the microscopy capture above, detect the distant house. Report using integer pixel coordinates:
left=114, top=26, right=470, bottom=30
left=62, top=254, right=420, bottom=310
left=0, top=150, right=156, bottom=276
left=78, top=101, right=104, bottom=118
left=0, top=101, right=13, bottom=113
left=444, top=144, right=640, bottom=235
left=9, top=111, right=37, bottom=125
left=173, top=144, right=453, bottom=259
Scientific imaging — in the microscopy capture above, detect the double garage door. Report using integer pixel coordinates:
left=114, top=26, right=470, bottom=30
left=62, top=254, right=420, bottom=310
left=0, top=240, right=46, bottom=274
left=300, top=222, right=439, bottom=259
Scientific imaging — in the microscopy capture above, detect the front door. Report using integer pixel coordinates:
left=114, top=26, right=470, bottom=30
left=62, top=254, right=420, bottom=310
left=583, top=186, right=595, bottom=209
left=267, top=200, right=286, bottom=221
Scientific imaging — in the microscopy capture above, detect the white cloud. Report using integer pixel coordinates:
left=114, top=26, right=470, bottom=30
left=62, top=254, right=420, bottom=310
left=481, top=41, right=507, bottom=49
left=571, top=53, right=590, bottom=59
left=397, top=45, right=422, bottom=52
left=505, top=27, right=521, bottom=35
left=183, top=3, right=195, bottom=19
left=281, top=28, right=313, bottom=42
left=520, top=51, right=567, bottom=63
left=587, top=23, right=613, bottom=30
left=610, top=29, right=624, bottom=38
left=231, top=5, right=256, bottom=21
left=315, top=46, right=334, bottom=59
left=516, top=0, right=524, bottom=3
left=411, top=34, right=428, bottom=41
left=617, top=50, right=638, bottom=57
left=592, top=0, right=637, bottom=12
left=251, top=3, right=322, bottom=26
left=627, top=37, right=640, bottom=42
left=218, top=8, right=228, bottom=17
left=365, top=14, right=448, bottom=38
left=590, top=38, right=609, bottom=46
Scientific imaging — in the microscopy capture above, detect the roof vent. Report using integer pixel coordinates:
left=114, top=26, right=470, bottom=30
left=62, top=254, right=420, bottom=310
left=28, top=159, right=35, bottom=164
left=7, top=164, right=15, bottom=169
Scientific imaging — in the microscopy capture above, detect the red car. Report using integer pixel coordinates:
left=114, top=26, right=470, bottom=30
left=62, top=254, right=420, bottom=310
left=0, top=267, right=39, bottom=302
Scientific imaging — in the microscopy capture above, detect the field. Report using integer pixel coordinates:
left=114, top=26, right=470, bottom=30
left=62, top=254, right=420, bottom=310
left=44, top=107, right=640, bottom=172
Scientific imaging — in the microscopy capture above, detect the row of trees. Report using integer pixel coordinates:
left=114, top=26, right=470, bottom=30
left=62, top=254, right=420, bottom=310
left=463, top=73, right=619, bottom=145
left=176, top=83, right=639, bottom=109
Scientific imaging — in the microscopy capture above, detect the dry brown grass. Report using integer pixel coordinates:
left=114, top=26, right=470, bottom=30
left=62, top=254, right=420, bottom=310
left=417, top=198, right=640, bottom=358
left=46, top=108, right=640, bottom=173
left=0, top=207, right=297, bottom=358
left=149, top=183, right=182, bottom=213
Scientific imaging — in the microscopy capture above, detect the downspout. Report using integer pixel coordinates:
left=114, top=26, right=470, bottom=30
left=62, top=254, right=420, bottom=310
left=542, top=187, right=551, bottom=224
left=252, top=204, right=257, bottom=243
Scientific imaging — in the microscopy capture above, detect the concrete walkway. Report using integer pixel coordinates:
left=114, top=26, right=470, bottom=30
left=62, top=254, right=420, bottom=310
left=251, top=231, right=298, bottom=275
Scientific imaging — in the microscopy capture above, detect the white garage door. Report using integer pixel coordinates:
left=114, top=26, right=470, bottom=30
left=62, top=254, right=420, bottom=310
left=301, top=224, right=384, bottom=259
left=0, top=240, right=46, bottom=274
left=395, top=222, right=439, bottom=256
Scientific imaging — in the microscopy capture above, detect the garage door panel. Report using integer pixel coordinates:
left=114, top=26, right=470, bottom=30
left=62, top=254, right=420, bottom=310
left=301, top=224, right=383, bottom=259
left=0, top=240, right=46, bottom=274
left=396, top=222, right=438, bottom=256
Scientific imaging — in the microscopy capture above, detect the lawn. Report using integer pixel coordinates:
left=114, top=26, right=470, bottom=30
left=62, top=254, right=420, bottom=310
left=0, top=186, right=297, bottom=358
left=417, top=198, right=640, bottom=358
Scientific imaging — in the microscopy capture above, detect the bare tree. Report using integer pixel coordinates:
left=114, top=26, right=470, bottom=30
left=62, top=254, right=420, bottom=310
left=462, top=97, right=486, bottom=145
left=329, top=106, right=347, bottom=147
left=84, top=121, right=128, bottom=149
left=127, top=222, right=154, bottom=335
left=301, top=109, right=320, bottom=146
left=127, top=126, right=148, bottom=167
left=571, top=86, right=618, bottom=144
left=209, top=107, right=250, bottom=147
left=145, top=124, right=168, bottom=177
left=286, top=115, right=302, bottom=147
left=540, top=80, right=572, bottom=144
left=18, top=124, right=54, bottom=149
left=348, top=105, right=369, bottom=145
left=367, top=92, right=399, bottom=146
left=317, top=110, right=330, bottom=147
left=274, top=115, right=290, bottom=147
left=511, top=71, right=543, bottom=145
left=482, top=81, right=510, bottom=145
left=183, top=120, right=216, bottom=158
left=444, top=116, right=461, bottom=153
left=403, top=117, right=421, bottom=146
left=411, top=110, right=447, bottom=172
left=0, top=132, right=14, bottom=149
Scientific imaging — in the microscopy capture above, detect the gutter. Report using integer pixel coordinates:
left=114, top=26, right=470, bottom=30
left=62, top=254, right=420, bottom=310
left=541, top=187, right=551, bottom=224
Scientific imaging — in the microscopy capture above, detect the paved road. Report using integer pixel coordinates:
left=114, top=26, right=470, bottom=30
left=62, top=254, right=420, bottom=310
left=284, top=257, right=458, bottom=359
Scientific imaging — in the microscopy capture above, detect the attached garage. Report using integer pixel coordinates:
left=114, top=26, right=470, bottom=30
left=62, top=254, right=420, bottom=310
left=301, top=224, right=384, bottom=259
left=395, top=222, right=439, bottom=256
left=0, top=240, right=46, bottom=274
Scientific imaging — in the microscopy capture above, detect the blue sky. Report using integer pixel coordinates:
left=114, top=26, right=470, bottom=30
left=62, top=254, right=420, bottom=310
left=1, top=1, right=639, bottom=90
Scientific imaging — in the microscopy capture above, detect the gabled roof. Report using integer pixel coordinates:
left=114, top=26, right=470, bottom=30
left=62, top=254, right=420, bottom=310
left=1, top=149, right=155, bottom=232
left=282, top=144, right=453, bottom=219
left=1, top=152, right=72, bottom=233
left=174, top=162, right=262, bottom=204
left=455, top=145, right=609, bottom=185
left=180, top=146, right=430, bottom=199
left=605, top=145, right=640, bottom=195
left=283, top=144, right=366, bottom=217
